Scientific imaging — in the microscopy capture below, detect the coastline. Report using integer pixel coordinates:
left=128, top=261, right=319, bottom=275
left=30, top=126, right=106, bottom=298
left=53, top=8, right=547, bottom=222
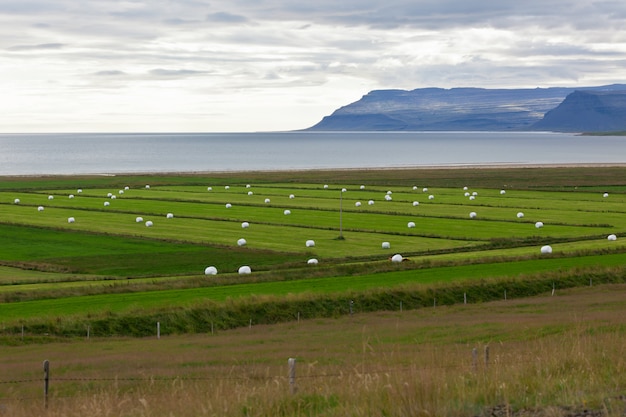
left=5, top=162, right=626, bottom=177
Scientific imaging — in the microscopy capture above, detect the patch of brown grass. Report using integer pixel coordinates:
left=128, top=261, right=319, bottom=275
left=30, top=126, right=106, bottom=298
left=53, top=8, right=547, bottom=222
left=1, top=284, right=625, bottom=416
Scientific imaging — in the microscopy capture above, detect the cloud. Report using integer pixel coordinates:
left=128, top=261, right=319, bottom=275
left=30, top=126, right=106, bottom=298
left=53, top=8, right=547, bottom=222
left=205, top=11, right=249, bottom=24
left=7, top=43, right=65, bottom=51
left=149, top=69, right=210, bottom=78
left=92, top=70, right=127, bottom=76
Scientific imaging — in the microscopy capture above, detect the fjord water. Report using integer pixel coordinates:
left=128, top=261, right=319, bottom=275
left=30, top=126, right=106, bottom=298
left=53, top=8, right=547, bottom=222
left=0, top=131, right=624, bottom=176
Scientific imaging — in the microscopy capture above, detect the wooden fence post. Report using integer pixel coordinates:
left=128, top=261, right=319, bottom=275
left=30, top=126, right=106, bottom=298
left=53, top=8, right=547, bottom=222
left=288, top=358, right=297, bottom=394
left=43, top=359, right=50, bottom=409
left=349, top=300, right=354, bottom=316
left=157, top=322, right=160, bottom=339
left=472, top=347, right=477, bottom=372
left=484, top=346, right=490, bottom=369
left=464, top=292, right=467, bottom=304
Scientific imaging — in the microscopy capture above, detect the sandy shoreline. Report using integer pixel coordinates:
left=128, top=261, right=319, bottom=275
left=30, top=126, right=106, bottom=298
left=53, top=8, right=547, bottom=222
left=2, top=162, right=626, bottom=179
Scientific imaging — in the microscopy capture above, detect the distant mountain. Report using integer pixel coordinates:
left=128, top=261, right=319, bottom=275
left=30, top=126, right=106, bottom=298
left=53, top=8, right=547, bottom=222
left=306, top=85, right=626, bottom=132
left=532, top=90, right=626, bottom=132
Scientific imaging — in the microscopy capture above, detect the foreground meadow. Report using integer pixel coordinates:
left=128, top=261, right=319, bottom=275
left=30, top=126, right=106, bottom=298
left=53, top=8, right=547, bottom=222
left=1, top=166, right=626, bottom=415
left=0, top=284, right=625, bottom=416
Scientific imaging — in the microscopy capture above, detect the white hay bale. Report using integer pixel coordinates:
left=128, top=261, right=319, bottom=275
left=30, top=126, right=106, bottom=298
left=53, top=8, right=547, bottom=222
left=469, top=195, right=476, bottom=200
left=382, top=241, right=391, bottom=249
left=104, top=201, right=110, bottom=207
left=238, top=265, right=251, bottom=274
left=413, top=186, right=418, bottom=190
left=246, top=184, right=251, bottom=188
left=37, top=206, right=44, bottom=211
left=77, top=189, right=83, bottom=193
left=368, top=200, right=375, bottom=205
left=247, top=191, right=253, bottom=196
left=225, top=203, right=232, bottom=208
left=386, top=191, right=392, bottom=195
left=69, top=194, right=74, bottom=199
left=355, top=201, right=361, bottom=207
left=463, top=186, right=468, bottom=191
left=469, top=211, right=477, bottom=219
left=422, top=187, right=428, bottom=192
left=500, top=190, right=506, bottom=195
left=145, top=220, right=153, bottom=227
left=111, top=195, right=116, bottom=200
left=323, top=184, right=329, bottom=189
left=224, top=186, right=230, bottom=190
left=237, top=238, right=247, bottom=246
left=241, top=221, right=249, bottom=228
left=118, top=190, right=124, bottom=195
left=517, top=212, right=524, bottom=218
left=289, top=194, right=295, bottom=199
left=13, top=198, right=20, bottom=204
left=412, top=201, right=419, bottom=206
left=464, top=192, right=470, bottom=197
left=341, top=188, right=347, bottom=193
left=472, top=192, right=478, bottom=196
left=284, top=209, right=291, bottom=215
left=307, top=258, right=319, bottom=265
left=535, top=221, right=544, bottom=228
left=360, top=185, right=365, bottom=190
left=264, top=198, right=271, bottom=204
left=391, top=254, right=403, bottom=263
left=48, top=195, right=54, bottom=200
left=407, top=221, right=416, bottom=228
left=384, top=195, right=392, bottom=201
left=166, top=213, right=174, bottom=219
left=540, top=245, right=552, bottom=254
left=204, top=266, right=218, bottom=275
left=124, top=186, right=129, bottom=190
left=207, top=187, right=212, bottom=191
left=603, top=193, right=609, bottom=198
left=608, top=234, right=617, bottom=241
left=107, top=192, right=113, bottom=197
left=145, top=185, right=150, bottom=189
left=305, top=240, right=315, bottom=247
left=136, top=216, right=144, bottom=223
left=67, top=217, right=75, bottom=223
left=428, top=195, right=434, bottom=200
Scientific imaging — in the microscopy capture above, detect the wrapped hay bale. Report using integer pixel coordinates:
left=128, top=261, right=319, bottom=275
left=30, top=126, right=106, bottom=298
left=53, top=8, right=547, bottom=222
left=540, top=245, right=552, bottom=254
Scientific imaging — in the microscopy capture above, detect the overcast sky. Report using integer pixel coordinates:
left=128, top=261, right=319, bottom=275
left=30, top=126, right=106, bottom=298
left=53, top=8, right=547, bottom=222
left=2, top=0, right=626, bottom=132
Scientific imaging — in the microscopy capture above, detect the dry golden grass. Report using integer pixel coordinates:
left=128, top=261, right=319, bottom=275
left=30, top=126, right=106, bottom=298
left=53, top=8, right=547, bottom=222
left=0, top=284, right=625, bottom=416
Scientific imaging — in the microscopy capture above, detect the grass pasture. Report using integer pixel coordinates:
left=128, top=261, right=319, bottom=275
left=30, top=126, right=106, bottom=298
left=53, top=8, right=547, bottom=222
left=1, top=166, right=626, bottom=415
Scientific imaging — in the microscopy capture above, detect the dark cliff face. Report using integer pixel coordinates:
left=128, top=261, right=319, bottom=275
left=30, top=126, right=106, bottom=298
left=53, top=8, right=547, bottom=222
left=532, top=91, right=626, bottom=132
left=307, top=85, right=626, bottom=132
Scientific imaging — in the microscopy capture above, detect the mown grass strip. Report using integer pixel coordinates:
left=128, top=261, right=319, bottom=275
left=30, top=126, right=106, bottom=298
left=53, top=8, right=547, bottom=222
left=2, top=252, right=626, bottom=323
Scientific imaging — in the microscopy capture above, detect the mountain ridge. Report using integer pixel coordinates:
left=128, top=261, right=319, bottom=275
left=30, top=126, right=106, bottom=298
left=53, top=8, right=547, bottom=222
left=307, top=84, right=626, bottom=132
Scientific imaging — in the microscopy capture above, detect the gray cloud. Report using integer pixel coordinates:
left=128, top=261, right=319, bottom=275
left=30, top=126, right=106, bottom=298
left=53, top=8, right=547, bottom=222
left=92, top=70, right=127, bottom=76
left=149, top=69, right=211, bottom=78
left=205, top=11, right=249, bottom=24
left=8, top=43, right=65, bottom=51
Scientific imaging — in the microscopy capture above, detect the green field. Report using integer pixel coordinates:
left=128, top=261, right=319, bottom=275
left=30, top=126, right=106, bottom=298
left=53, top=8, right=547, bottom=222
left=1, top=166, right=626, bottom=336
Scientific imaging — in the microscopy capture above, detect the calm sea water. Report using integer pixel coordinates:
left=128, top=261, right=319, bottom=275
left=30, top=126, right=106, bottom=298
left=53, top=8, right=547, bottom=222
left=0, top=131, right=624, bottom=176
